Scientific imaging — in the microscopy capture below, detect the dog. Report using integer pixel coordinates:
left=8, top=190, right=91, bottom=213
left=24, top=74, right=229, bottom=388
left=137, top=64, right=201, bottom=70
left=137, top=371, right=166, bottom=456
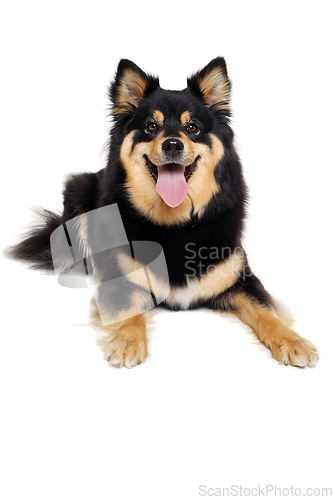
left=8, top=57, right=319, bottom=369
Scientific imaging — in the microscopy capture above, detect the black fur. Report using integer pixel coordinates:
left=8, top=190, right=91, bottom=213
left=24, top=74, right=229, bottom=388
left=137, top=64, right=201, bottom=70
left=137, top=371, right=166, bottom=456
left=8, top=210, right=62, bottom=271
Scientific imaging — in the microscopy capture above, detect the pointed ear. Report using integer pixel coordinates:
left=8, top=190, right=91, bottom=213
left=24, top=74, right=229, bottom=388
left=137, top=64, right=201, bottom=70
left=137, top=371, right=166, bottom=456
left=110, top=59, right=159, bottom=116
left=187, top=57, right=231, bottom=112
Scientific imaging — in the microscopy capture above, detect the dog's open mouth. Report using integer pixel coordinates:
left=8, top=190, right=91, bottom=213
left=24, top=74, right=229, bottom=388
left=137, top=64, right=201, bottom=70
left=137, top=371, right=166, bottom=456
left=144, top=155, right=199, bottom=208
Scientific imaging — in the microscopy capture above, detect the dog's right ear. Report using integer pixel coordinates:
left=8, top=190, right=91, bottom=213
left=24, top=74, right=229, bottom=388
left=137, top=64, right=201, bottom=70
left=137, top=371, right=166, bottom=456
left=110, top=59, right=159, bottom=117
left=187, top=57, right=231, bottom=112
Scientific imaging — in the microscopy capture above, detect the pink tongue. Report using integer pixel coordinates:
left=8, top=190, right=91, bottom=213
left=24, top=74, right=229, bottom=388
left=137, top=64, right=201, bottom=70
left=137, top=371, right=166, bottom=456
left=155, top=164, right=189, bottom=208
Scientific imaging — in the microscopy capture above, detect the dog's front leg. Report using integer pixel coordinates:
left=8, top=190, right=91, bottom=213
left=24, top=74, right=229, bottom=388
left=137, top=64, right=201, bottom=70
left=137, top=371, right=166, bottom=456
left=227, top=290, right=319, bottom=368
left=91, top=280, right=154, bottom=368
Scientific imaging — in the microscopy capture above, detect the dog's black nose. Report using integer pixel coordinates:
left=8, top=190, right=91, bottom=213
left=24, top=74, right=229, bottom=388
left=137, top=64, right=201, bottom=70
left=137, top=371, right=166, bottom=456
left=162, top=138, right=184, bottom=154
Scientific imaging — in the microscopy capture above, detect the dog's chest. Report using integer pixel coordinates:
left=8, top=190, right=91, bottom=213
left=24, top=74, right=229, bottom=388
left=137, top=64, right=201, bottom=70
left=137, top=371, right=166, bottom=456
left=116, top=249, right=244, bottom=310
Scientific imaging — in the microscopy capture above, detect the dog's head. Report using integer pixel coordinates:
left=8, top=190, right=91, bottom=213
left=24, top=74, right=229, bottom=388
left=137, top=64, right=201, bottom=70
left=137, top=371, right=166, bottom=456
left=109, top=58, right=236, bottom=226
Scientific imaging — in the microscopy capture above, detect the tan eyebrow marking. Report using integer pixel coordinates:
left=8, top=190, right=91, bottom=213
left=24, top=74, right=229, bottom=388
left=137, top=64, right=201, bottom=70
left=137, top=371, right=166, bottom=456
left=152, top=110, right=164, bottom=123
left=180, top=111, right=191, bottom=125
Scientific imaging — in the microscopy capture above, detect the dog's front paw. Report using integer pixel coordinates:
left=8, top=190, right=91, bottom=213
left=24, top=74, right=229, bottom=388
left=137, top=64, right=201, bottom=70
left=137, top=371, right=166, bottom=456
left=105, top=329, right=148, bottom=369
left=92, top=308, right=149, bottom=369
left=271, top=331, right=319, bottom=368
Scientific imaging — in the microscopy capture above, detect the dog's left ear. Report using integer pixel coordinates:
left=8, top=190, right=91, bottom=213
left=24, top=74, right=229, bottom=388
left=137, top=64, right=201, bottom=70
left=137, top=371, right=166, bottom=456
left=110, top=59, right=159, bottom=117
left=187, top=57, right=231, bottom=112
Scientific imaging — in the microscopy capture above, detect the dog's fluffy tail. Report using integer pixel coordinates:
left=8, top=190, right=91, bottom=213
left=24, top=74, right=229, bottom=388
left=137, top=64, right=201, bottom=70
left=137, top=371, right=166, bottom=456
left=6, top=209, right=63, bottom=271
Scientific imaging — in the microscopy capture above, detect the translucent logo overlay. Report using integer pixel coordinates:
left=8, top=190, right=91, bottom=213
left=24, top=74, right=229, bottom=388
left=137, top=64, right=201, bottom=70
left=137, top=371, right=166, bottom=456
left=50, top=204, right=170, bottom=326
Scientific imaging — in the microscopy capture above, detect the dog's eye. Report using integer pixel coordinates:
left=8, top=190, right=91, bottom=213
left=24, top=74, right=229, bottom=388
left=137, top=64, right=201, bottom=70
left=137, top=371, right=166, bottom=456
left=146, top=122, right=158, bottom=133
left=185, top=123, right=199, bottom=134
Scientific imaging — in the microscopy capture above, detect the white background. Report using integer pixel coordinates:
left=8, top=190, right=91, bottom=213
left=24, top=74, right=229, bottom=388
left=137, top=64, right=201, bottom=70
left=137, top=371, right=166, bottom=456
left=1, top=1, right=333, bottom=499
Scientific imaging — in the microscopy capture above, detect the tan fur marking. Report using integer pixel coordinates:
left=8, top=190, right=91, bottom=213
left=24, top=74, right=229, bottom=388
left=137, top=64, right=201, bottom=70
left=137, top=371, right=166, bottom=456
left=120, top=131, right=224, bottom=225
left=167, top=251, right=244, bottom=309
left=193, top=251, right=243, bottom=299
left=199, top=67, right=230, bottom=110
left=180, top=111, right=191, bottom=125
left=117, top=251, right=170, bottom=303
left=116, top=252, right=137, bottom=275
left=153, top=110, right=164, bottom=123
left=114, top=68, right=148, bottom=116
left=231, top=294, right=319, bottom=368
left=116, top=252, right=150, bottom=294
left=186, top=133, right=224, bottom=217
left=92, top=302, right=149, bottom=368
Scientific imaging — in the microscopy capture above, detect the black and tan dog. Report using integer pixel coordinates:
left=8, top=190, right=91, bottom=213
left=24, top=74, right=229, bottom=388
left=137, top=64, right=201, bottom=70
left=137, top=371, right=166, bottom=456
left=9, top=57, right=319, bottom=369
